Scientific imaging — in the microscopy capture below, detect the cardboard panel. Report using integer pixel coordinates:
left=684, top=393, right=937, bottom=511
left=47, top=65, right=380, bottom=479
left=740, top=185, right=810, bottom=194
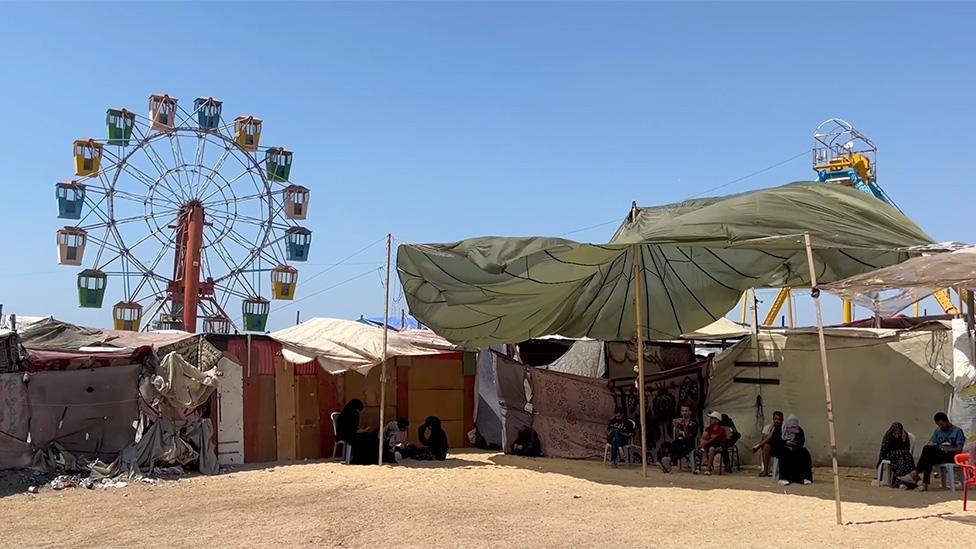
left=275, top=358, right=297, bottom=461
left=295, top=375, right=321, bottom=459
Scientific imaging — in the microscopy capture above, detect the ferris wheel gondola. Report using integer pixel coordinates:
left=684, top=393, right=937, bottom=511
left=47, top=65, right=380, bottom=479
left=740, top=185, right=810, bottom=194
left=55, top=93, right=313, bottom=333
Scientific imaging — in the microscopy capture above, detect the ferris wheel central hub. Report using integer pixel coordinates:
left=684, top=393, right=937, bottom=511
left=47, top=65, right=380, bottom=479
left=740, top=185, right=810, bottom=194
left=57, top=94, right=313, bottom=334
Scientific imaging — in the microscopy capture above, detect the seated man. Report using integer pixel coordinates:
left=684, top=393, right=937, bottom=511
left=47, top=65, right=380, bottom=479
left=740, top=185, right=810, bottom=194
left=383, top=417, right=417, bottom=463
left=660, top=405, right=698, bottom=473
left=699, top=411, right=727, bottom=475
left=752, top=411, right=784, bottom=476
left=899, top=412, right=965, bottom=491
left=719, top=412, right=741, bottom=473
left=607, top=407, right=636, bottom=466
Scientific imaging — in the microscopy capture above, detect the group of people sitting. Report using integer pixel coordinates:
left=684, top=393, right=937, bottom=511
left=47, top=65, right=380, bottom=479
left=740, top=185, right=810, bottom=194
left=605, top=405, right=743, bottom=475
left=751, top=410, right=813, bottom=486
left=878, top=412, right=966, bottom=491
left=336, top=398, right=450, bottom=465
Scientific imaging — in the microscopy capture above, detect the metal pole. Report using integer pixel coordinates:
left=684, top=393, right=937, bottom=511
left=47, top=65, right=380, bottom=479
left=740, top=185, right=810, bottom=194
left=296, top=310, right=301, bottom=325
left=377, top=233, right=393, bottom=465
left=632, top=247, right=648, bottom=477
left=182, top=204, right=204, bottom=333
left=966, top=290, right=974, bottom=336
left=803, top=233, right=843, bottom=526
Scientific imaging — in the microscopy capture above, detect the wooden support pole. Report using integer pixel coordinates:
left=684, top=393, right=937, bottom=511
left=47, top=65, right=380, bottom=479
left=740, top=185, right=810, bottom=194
left=377, top=233, right=392, bottom=465
left=632, top=247, right=648, bottom=477
left=786, top=290, right=795, bottom=328
left=803, top=233, right=843, bottom=526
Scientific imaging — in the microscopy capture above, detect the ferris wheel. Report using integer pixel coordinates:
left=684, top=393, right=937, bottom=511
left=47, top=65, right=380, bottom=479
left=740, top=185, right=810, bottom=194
left=55, top=94, right=313, bottom=334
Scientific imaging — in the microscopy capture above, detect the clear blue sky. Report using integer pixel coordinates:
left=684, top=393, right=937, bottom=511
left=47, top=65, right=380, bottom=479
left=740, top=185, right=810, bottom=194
left=1, top=2, right=973, bottom=332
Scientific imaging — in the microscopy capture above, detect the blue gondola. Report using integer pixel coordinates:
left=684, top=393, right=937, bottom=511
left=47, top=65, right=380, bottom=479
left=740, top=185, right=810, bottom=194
left=56, top=181, right=86, bottom=219
left=194, top=97, right=223, bottom=131
left=285, top=227, right=312, bottom=262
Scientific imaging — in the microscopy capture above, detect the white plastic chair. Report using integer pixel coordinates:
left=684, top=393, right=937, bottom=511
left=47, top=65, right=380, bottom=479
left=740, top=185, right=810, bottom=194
left=331, top=412, right=352, bottom=464
left=876, top=431, right=916, bottom=487
left=938, top=463, right=960, bottom=492
left=603, top=442, right=638, bottom=466
left=771, top=457, right=779, bottom=481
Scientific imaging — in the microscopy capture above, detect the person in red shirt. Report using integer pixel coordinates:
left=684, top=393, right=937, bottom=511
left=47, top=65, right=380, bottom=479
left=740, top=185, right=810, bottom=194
left=699, top=411, right=727, bottom=475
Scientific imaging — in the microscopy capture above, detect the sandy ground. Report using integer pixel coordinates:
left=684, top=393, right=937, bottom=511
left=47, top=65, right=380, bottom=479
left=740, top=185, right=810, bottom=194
left=0, top=451, right=973, bottom=548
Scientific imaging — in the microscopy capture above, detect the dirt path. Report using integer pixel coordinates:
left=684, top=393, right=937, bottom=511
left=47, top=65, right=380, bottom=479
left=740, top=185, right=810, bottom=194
left=1, top=452, right=972, bottom=548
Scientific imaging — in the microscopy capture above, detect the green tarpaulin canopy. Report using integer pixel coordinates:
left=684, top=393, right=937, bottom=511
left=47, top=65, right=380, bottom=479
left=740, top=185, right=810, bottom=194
left=397, top=182, right=933, bottom=347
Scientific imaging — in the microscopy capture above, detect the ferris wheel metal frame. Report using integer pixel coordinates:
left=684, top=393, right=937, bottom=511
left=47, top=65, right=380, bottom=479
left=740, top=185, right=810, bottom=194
left=55, top=94, right=312, bottom=334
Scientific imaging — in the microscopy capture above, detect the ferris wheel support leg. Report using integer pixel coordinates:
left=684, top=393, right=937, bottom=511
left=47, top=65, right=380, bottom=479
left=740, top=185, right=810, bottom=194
left=182, top=204, right=204, bottom=333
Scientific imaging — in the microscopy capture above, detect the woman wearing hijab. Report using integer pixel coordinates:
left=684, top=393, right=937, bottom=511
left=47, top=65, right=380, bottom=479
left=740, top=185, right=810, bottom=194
left=418, top=416, right=449, bottom=461
left=336, top=399, right=378, bottom=465
left=878, top=422, right=916, bottom=488
left=777, top=415, right=813, bottom=486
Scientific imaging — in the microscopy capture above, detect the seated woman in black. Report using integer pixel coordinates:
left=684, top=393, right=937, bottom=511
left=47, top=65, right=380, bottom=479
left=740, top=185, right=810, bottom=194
left=336, top=399, right=378, bottom=465
left=777, top=414, right=813, bottom=486
left=418, top=416, right=449, bottom=461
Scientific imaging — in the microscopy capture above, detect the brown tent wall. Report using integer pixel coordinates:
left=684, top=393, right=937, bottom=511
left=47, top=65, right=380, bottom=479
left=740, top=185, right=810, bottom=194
left=215, top=335, right=474, bottom=464
left=706, top=329, right=953, bottom=467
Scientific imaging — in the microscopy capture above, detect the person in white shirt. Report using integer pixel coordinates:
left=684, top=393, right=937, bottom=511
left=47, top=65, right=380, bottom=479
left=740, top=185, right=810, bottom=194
left=752, top=411, right=784, bottom=477
left=383, top=418, right=416, bottom=463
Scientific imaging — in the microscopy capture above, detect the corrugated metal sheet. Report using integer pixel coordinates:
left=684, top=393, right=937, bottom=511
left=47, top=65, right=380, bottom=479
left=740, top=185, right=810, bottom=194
left=226, top=336, right=281, bottom=463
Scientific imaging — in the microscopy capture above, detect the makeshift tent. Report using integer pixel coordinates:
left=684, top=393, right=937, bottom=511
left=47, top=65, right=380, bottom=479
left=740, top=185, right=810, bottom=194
left=398, top=182, right=932, bottom=348
left=269, top=317, right=459, bottom=374
left=706, top=328, right=953, bottom=467
left=680, top=317, right=751, bottom=340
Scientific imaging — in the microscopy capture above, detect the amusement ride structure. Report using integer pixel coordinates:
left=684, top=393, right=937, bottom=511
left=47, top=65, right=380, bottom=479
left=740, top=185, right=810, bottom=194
left=55, top=94, right=312, bottom=333
left=751, top=118, right=959, bottom=326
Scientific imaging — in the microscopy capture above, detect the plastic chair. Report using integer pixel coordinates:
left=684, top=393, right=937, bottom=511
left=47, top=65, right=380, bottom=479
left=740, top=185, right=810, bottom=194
left=603, top=441, right=638, bottom=466
left=938, top=462, right=961, bottom=492
left=771, top=457, right=780, bottom=481
left=331, top=412, right=352, bottom=464
left=954, top=453, right=976, bottom=510
left=876, top=431, right=916, bottom=487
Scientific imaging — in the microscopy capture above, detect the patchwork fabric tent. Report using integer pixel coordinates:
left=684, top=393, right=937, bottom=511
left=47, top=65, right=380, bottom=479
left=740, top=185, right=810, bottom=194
left=398, top=183, right=932, bottom=348
left=706, top=328, right=953, bottom=467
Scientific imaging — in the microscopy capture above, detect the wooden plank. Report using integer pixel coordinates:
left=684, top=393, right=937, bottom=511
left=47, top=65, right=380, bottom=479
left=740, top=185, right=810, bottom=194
left=317, top=369, right=339, bottom=459
left=217, top=359, right=244, bottom=465
left=732, top=376, right=780, bottom=385
left=396, top=364, right=409, bottom=423
left=408, top=358, right=464, bottom=390
left=256, top=376, right=278, bottom=463
left=463, top=375, right=475, bottom=448
left=275, top=357, right=297, bottom=461
left=295, top=375, right=321, bottom=459
left=734, top=361, right=779, bottom=368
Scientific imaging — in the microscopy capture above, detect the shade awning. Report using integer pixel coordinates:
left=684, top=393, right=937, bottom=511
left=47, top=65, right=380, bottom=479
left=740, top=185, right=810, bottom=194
left=397, top=182, right=933, bottom=347
left=269, top=317, right=461, bottom=374
left=821, top=246, right=976, bottom=314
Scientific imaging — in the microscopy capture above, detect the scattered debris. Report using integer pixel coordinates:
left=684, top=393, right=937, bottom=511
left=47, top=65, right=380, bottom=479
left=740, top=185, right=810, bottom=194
left=27, top=486, right=38, bottom=494
left=50, top=475, right=80, bottom=490
left=573, top=494, right=582, bottom=499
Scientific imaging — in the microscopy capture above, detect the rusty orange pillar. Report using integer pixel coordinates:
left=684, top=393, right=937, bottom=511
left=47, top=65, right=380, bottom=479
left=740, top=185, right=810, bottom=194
left=182, top=204, right=204, bottom=333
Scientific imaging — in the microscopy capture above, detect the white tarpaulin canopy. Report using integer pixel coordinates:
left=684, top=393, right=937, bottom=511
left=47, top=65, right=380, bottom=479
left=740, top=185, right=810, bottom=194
left=269, top=317, right=460, bottom=375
